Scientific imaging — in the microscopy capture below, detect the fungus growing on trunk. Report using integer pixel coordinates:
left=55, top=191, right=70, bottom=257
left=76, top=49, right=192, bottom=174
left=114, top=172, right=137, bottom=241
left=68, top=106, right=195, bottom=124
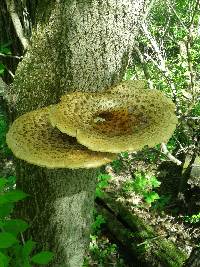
left=6, top=107, right=116, bottom=168
left=105, top=80, right=148, bottom=94
left=49, top=84, right=177, bottom=153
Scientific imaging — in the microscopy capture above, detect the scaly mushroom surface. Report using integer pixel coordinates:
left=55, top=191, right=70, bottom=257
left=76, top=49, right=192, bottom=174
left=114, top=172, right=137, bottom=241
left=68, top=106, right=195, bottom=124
left=6, top=107, right=116, bottom=168
left=49, top=83, right=178, bottom=153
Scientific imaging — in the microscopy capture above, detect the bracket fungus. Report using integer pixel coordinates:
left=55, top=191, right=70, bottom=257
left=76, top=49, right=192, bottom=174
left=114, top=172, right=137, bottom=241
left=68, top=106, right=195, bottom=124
left=49, top=84, right=178, bottom=153
left=6, top=107, right=116, bottom=168
left=106, top=80, right=148, bottom=94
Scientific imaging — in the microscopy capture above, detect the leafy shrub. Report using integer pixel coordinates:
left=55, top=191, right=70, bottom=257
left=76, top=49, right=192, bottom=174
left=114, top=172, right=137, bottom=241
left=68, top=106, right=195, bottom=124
left=83, top=234, right=125, bottom=267
left=0, top=177, right=54, bottom=266
left=123, top=172, right=161, bottom=206
left=91, top=212, right=106, bottom=234
left=95, top=173, right=111, bottom=198
left=110, top=159, right=124, bottom=174
left=183, top=212, right=200, bottom=224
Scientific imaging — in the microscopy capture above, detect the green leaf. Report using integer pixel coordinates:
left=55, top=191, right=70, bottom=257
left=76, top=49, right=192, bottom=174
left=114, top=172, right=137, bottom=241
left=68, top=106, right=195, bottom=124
left=23, top=263, right=32, bottom=267
left=0, top=178, right=7, bottom=190
left=95, top=188, right=103, bottom=198
left=0, top=195, right=10, bottom=205
left=0, top=203, right=14, bottom=217
left=97, top=174, right=111, bottom=181
left=0, top=64, right=5, bottom=75
left=0, top=251, right=10, bottom=267
left=98, top=180, right=109, bottom=188
left=150, top=176, right=161, bottom=188
left=0, top=232, right=18, bottom=248
left=4, top=190, right=29, bottom=202
left=22, top=240, right=36, bottom=258
left=7, top=176, right=16, bottom=187
left=144, top=192, right=160, bottom=204
left=133, top=176, right=148, bottom=193
left=1, top=48, right=11, bottom=55
left=31, top=251, right=54, bottom=265
left=3, top=219, right=29, bottom=235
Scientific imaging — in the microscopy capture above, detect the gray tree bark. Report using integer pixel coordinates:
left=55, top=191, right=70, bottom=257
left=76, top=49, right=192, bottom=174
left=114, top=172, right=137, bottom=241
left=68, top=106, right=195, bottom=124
left=6, top=1, right=146, bottom=266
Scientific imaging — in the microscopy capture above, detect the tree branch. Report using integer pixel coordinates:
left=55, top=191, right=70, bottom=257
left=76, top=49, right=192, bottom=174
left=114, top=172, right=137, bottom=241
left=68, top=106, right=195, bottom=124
left=166, top=0, right=188, bottom=31
left=161, top=143, right=182, bottom=165
left=189, top=0, right=200, bottom=29
left=133, top=44, right=154, bottom=89
left=5, top=0, right=29, bottom=51
left=141, top=23, right=178, bottom=105
left=0, top=53, right=23, bottom=60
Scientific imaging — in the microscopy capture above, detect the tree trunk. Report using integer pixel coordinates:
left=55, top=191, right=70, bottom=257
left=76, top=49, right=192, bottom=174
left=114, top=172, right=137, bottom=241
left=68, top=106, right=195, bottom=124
left=6, top=1, right=145, bottom=266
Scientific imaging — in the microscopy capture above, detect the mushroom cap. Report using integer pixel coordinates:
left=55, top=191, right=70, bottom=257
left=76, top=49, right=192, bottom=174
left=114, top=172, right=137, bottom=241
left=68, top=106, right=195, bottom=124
left=105, top=80, right=147, bottom=94
left=49, top=86, right=178, bottom=153
left=6, top=107, right=116, bottom=169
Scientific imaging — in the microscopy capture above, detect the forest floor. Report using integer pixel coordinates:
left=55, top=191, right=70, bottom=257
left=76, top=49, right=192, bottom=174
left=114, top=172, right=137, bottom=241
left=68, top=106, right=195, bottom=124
left=85, top=151, right=200, bottom=266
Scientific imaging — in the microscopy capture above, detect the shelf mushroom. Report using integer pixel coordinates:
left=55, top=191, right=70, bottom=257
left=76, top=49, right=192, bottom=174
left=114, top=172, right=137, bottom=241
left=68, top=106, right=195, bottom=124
left=105, top=80, right=148, bottom=94
left=6, top=107, right=116, bottom=168
left=49, top=82, right=178, bottom=153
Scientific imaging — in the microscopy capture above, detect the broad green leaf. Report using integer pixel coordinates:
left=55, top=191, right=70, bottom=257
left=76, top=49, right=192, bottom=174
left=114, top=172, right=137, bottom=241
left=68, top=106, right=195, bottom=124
left=133, top=176, right=148, bottom=193
left=4, top=190, right=29, bottom=202
left=150, top=176, right=161, bottom=188
left=98, top=174, right=111, bottom=181
left=0, top=203, right=14, bottom=217
left=0, top=195, right=10, bottom=205
left=98, top=180, right=109, bottom=188
left=3, top=219, right=29, bottom=235
left=0, top=251, right=10, bottom=267
left=95, top=188, right=103, bottom=198
left=0, top=232, right=18, bottom=248
left=31, top=251, right=54, bottom=265
left=0, top=178, right=7, bottom=190
left=144, top=192, right=160, bottom=204
left=22, top=240, right=36, bottom=258
left=23, top=263, right=32, bottom=267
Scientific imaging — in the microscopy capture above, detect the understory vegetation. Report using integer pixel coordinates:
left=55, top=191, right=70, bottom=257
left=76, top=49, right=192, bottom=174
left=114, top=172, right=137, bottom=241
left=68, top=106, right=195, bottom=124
left=0, top=0, right=199, bottom=266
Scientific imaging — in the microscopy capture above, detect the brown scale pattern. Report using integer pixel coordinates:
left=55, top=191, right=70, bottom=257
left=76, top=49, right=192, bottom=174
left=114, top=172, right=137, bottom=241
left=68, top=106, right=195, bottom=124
left=49, top=81, right=177, bottom=153
left=92, top=109, right=147, bottom=136
left=6, top=107, right=116, bottom=168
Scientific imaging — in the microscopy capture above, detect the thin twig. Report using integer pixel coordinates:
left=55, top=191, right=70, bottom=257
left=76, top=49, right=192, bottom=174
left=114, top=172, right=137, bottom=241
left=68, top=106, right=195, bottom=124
left=137, top=234, right=167, bottom=246
left=5, top=0, right=29, bottom=50
left=141, top=23, right=178, bottom=104
left=5, top=67, right=15, bottom=78
left=20, top=233, right=25, bottom=245
left=161, top=143, right=182, bottom=165
left=166, top=0, right=188, bottom=31
left=0, top=53, right=23, bottom=59
left=189, top=0, right=200, bottom=29
left=133, top=44, right=154, bottom=89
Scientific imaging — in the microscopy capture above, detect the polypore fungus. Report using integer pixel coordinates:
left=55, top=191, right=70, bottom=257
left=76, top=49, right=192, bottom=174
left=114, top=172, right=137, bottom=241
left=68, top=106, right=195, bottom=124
left=49, top=84, right=178, bottom=153
left=105, top=80, right=147, bottom=94
left=6, top=107, right=116, bottom=168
